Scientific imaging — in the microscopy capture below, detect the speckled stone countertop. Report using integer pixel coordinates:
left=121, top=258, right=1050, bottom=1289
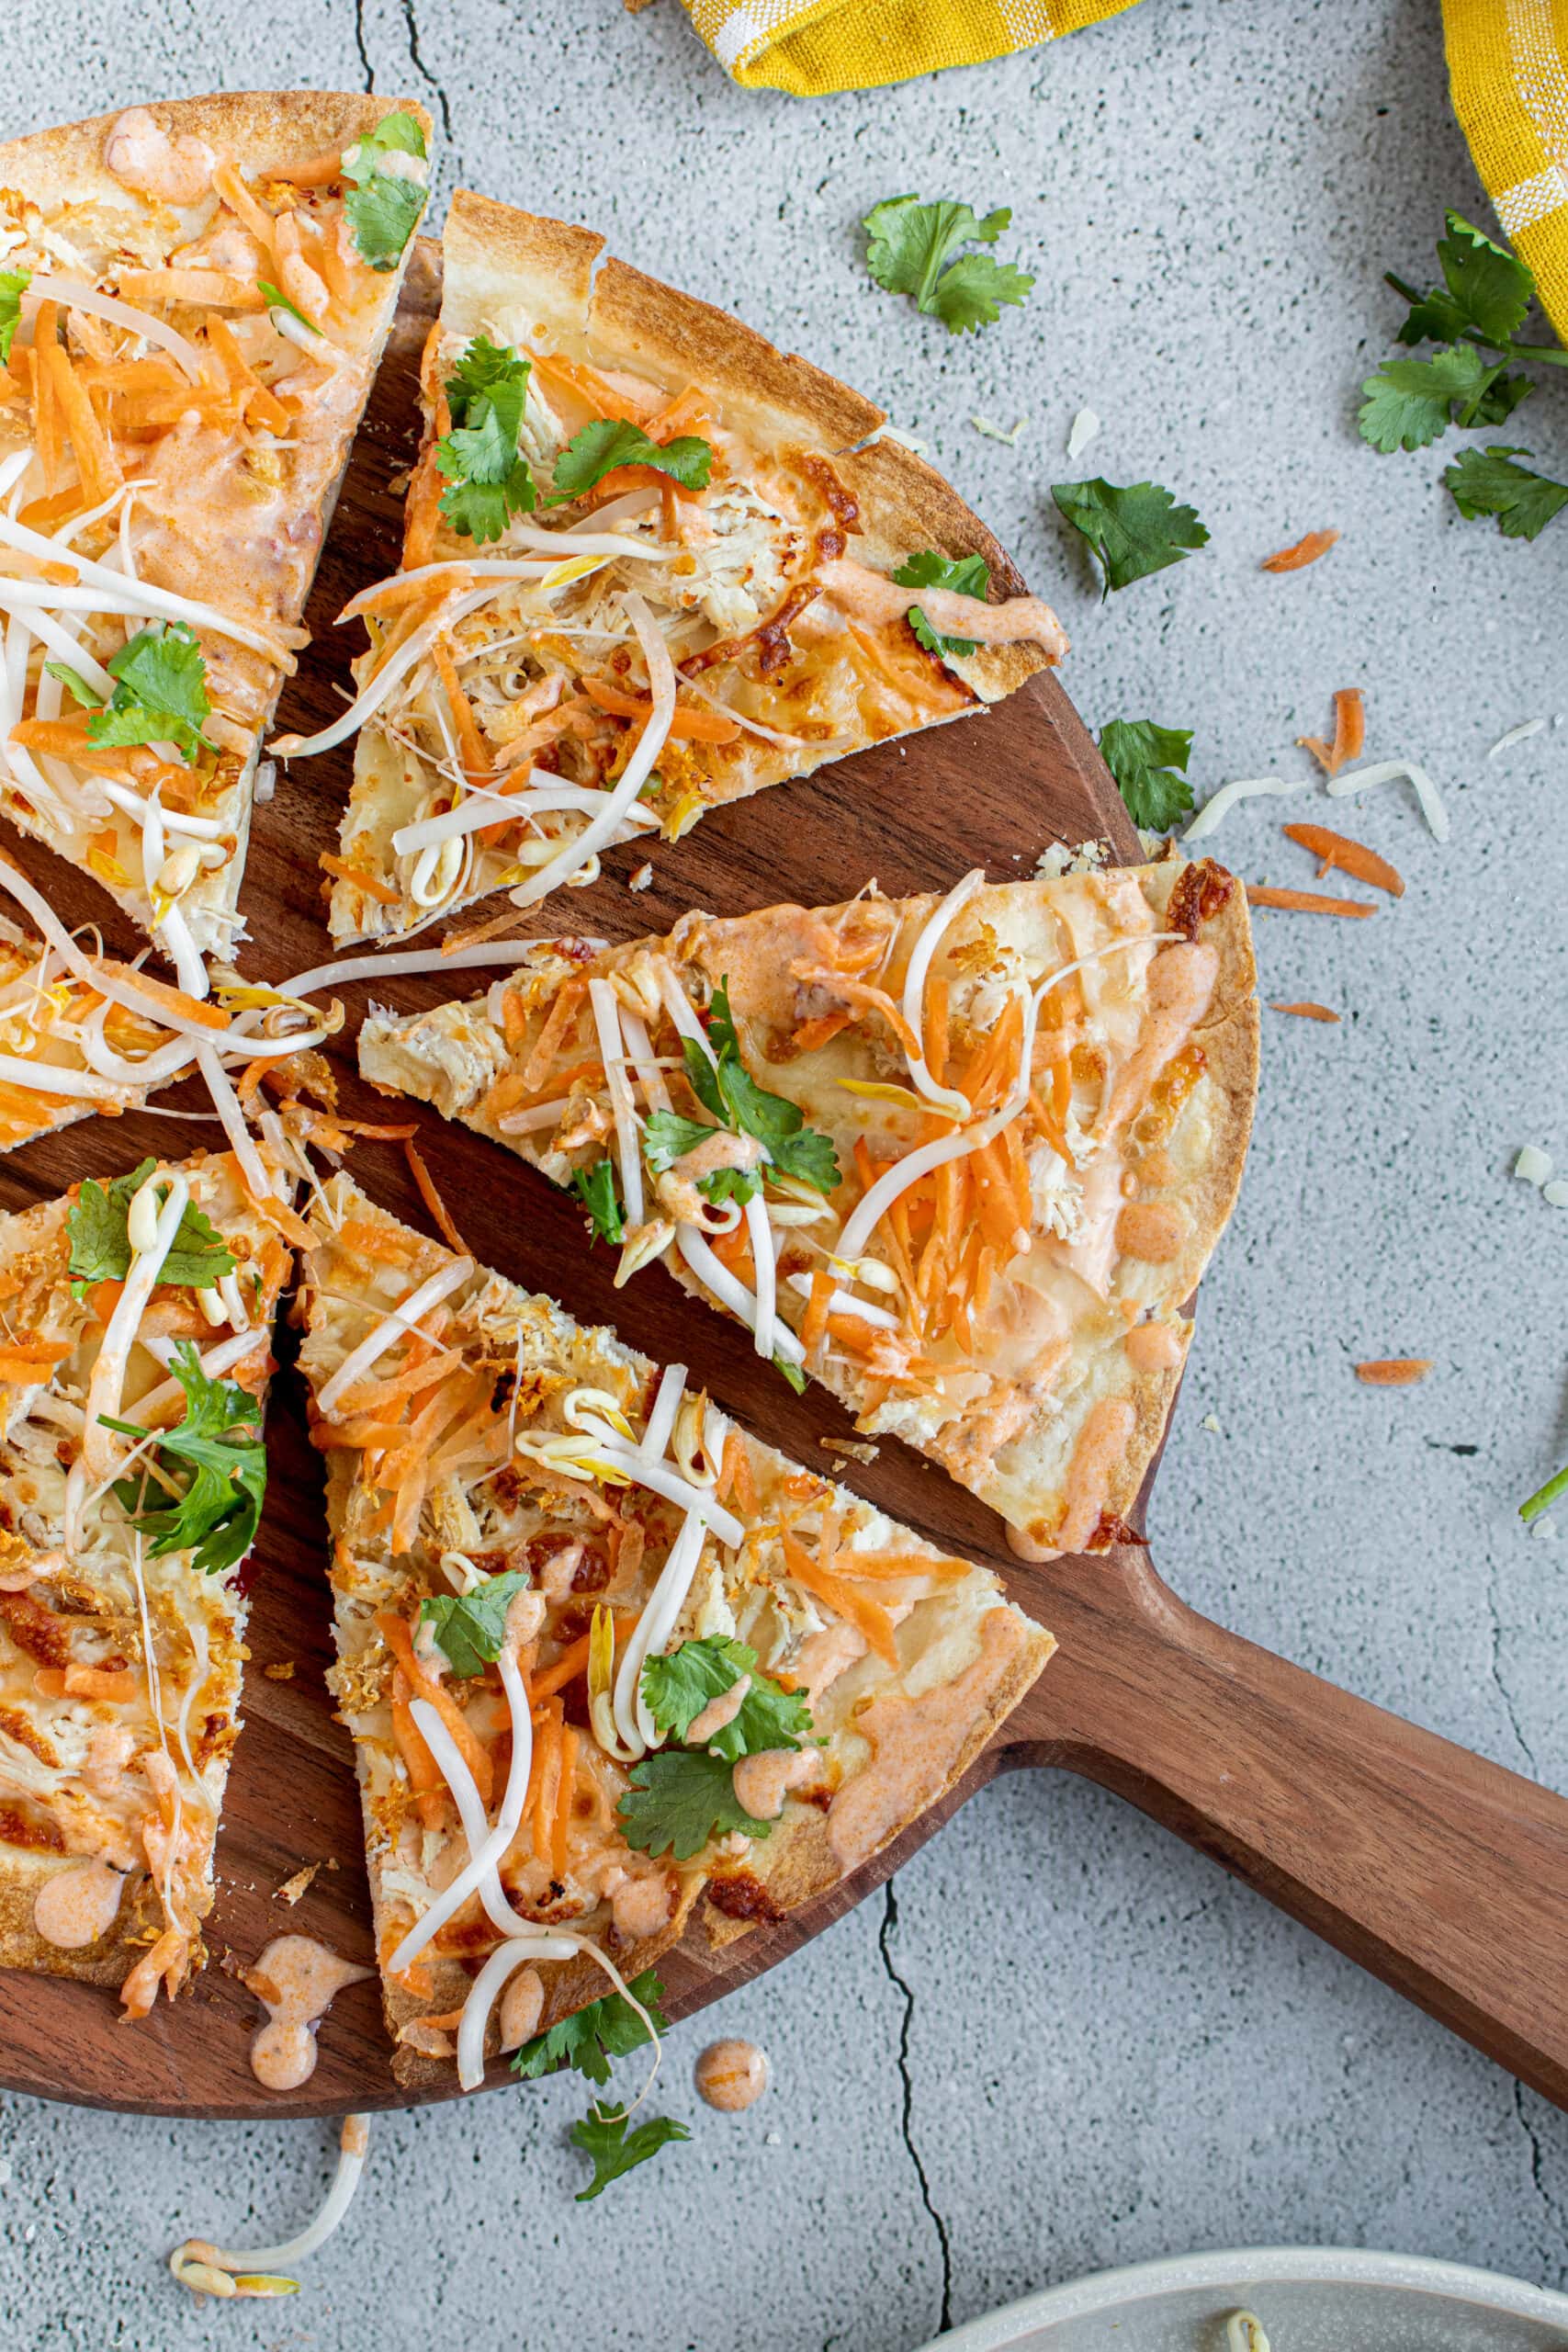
left=2, top=3, right=1565, bottom=2345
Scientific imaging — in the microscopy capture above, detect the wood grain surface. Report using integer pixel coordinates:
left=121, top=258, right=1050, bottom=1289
left=2, top=242, right=1564, bottom=2121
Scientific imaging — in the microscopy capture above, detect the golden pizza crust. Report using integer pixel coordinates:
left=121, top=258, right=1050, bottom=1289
left=0, top=91, right=423, bottom=204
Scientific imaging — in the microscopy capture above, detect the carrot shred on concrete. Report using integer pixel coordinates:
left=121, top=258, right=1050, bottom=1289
left=1298, top=686, right=1366, bottom=776
left=1261, top=528, right=1340, bottom=572
left=1247, top=885, right=1374, bottom=918
left=1281, top=820, right=1403, bottom=898
left=1269, top=1001, right=1341, bottom=1022
left=1354, top=1359, right=1434, bottom=1385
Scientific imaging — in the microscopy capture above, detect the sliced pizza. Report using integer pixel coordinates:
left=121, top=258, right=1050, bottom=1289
left=0, top=92, right=432, bottom=989
left=360, top=855, right=1258, bottom=1554
left=295, top=1173, right=1052, bottom=2088
left=0, top=1143, right=292, bottom=2012
left=275, top=187, right=1067, bottom=946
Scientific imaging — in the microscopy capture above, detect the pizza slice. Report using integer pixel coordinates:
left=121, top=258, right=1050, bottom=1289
left=295, top=1172, right=1052, bottom=2088
left=276, top=187, right=1067, bottom=946
left=0, top=1143, right=293, bottom=2013
left=0, top=92, right=432, bottom=987
left=360, top=854, right=1258, bottom=1555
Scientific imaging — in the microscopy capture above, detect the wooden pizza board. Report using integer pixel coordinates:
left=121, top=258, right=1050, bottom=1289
left=3, top=242, right=1567, bottom=2120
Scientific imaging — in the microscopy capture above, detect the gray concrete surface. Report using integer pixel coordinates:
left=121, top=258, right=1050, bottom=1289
left=3, top=1, right=1567, bottom=2345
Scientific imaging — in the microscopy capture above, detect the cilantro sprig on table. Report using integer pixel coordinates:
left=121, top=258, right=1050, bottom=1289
left=617, top=1634, right=818, bottom=1861
left=342, top=111, right=428, bottom=271
left=1052, top=479, right=1209, bottom=596
left=643, top=978, right=840, bottom=1204
left=0, top=268, right=30, bottom=366
left=101, top=1342, right=265, bottom=1577
left=1098, top=719, right=1195, bottom=833
left=863, top=196, right=1033, bottom=334
left=1359, top=210, right=1568, bottom=540
left=891, top=549, right=990, bottom=658
left=570, top=2103, right=690, bottom=2201
left=49, top=623, right=212, bottom=763
left=67, top=1159, right=234, bottom=1295
left=437, top=337, right=538, bottom=543
left=419, top=1568, right=531, bottom=1677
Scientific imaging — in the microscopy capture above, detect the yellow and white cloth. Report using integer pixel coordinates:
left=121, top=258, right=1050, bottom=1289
left=677, top=0, right=1568, bottom=343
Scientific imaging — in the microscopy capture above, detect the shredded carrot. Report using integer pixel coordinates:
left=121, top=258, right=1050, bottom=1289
left=552, top=1724, right=578, bottom=1878
left=31, top=303, right=60, bottom=486
left=352, top=570, right=473, bottom=623
left=115, top=267, right=266, bottom=311
left=389, top=1667, right=446, bottom=1830
left=377, top=1611, right=494, bottom=1805
left=519, top=974, right=588, bottom=1094
left=1260, top=529, right=1340, bottom=573
left=581, top=680, right=740, bottom=742
left=35, top=1664, right=139, bottom=1701
left=1246, top=885, right=1374, bottom=920
left=1027, top=1086, right=1073, bottom=1168
left=530, top=1613, right=640, bottom=1703
left=336, top=1350, right=466, bottom=1418
left=263, top=144, right=344, bottom=187
left=333, top=1216, right=415, bottom=1265
left=530, top=348, right=658, bottom=424
left=1297, top=687, right=1366, bottom=778
left=923, top=972, right=949, bottom=1083
left=320, top=852, right=401, bottom=906
left=779, top=1529, right=899, bottom=1667
left=432, top=639, right=493, bottom=781
left=1280, top=821, right=1403, bottom=898
left=528, top=1698, right=562, bottom=1859
left=830, top=1551, right=971, bottom=1583
left=801, top=1270, right=833, bottom=1358
left=1354, top=1358, right=1434, bottom=1385
left=206, top=316, right=290, bottom=434
left=404, top=1136, right=467, bottom=1254
left=971, top=1137, right=1023, bottom=1255
left=37, top=339, right=119, bottom=507
left=111, top=967, right=231, bottom=1032
left=790, top=1011, right=855, bottom=1055
left=210, top=158, right=278, bottom=254
left=1269, top=1001, right=1341, bottom=1023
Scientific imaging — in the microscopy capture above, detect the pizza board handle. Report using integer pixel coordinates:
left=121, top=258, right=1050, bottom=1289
left=1005, top=1544, right=1568, bottom=2108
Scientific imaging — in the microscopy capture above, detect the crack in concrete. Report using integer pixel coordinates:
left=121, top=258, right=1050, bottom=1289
left=351, top=0, right=376, bottom=91
left=1485, top=1564, right=1540, bottom=1779
left=1514, top=2081, right=1565, bottom=2243
left=400, top=0, right=455, bottom=142
left=878, top=1883, right=953, bottom=2336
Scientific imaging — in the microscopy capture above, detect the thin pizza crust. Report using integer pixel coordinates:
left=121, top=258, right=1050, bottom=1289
left=0, top=1146, right=292, bottom=2004
left=295, top=1173, right=1052, bottom=2087
left=0, top=93, right=429, bottom=963
left=360, top=855, right=1258, bottom=1552
left=318, top=187, right=1065, bottom=947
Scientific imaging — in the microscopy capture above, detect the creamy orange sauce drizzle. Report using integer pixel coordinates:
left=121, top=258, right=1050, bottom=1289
left=243, top=1934, right=373, bottom=2092
left=1055, top=1396, right=1137, bottom=1554
left=1124, top=1321, right=1184, bottom=1374
left=694, top=2038, right=769, bottom=2112
left=31, top=1859, right=125, bottom=1950
left=828, top=1609, right=1026, bottom=1870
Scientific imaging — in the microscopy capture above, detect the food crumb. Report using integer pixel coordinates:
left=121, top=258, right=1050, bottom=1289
left=628, top=861, right=654, bottom=891
left=1201, top=1411, right=1223, bottom=1435
left=820, top=1437, right=879, bottom=1464
left=1542, top=1180, right=1568, bottom=1209
left=263, top=1661, right=296, bottom=1681
left=1532, top=1517, right=1558, bottom=1541
left=275, top=1862, right=322, bottom=1905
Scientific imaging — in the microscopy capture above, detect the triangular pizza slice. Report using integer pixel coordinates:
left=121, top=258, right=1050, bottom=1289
left=360, top=855, right=1258, bottom=1554
left=0, top=1144, right=293, bottom=2013
left=295, top=1173, right=1052, bottom=2088
left=277, top=187, right=1067, bottom=946
left=0, top=92, right=431, bottom=985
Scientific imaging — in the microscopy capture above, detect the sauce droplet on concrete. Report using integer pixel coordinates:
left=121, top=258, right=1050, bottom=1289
left=694, top=2038, right=769, bottom=2111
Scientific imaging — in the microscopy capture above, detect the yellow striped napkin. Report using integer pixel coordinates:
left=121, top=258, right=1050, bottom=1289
left=676, top=0, right=1568, bottom=345
left=1443, top=0, right=1568, bottom=341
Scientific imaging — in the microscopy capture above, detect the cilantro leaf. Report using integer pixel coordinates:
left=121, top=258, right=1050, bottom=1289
left=1357, top=342, right=1519, bottom=453
left=513, top=1970, right=669, bottom=2085
left=570, top=2102, right=690, bottom=2201
left=102, top=1342, right=265, bottom=1577
left=1393, top=212, right=1535, bottom=350
left=436, top=336, right=537, bottom=543
left=686, top=981, right=840, bottom=1196
left=641, top=1634, right=815, bottom=1765
left=642, top=1111, right=721, bottom=1174
left=342, top=111, right=428, bottom=272
left=1051, top=478, right=1209, bottom=596
left=571, top=1158, right=626, bottom=1246
left=67, top=1159, right=234, bottom=1293
left=547, top=418, right=713, bottom=505
left=419, top=1569, right=531, bottom=1677
left=0, top=268, right=29, bottom=367
left=699, top=1165, right=762, bottom=1207
left=1098, top=718, right=1195, bottom=832
left=617, top=1748, right=773, bottom=1860
left=1442, top=445, right=1568, bottom=540
left=863, top=196, right=1032, bottom=335
left=49, top=623, right=212, bottom=763
left=891, top=548, right=991, bottom=658
left=259, top=278, right=320, bottom=334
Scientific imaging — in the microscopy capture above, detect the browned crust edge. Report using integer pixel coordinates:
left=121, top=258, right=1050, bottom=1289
left=0, top=92, right=431, bottom=205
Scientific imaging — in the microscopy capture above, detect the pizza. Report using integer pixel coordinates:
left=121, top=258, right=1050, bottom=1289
left=295, top=1172, right=1053, bottom=2088
left=0, top=1144, right=292, bottom=2013
left=0, top=908, right=171, bottom=1148
left=275, top=187, right=1068, bottom=947
left=0, top=92, right=431, bottom=989
left=359, top=855, right=1258, bottom=1554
